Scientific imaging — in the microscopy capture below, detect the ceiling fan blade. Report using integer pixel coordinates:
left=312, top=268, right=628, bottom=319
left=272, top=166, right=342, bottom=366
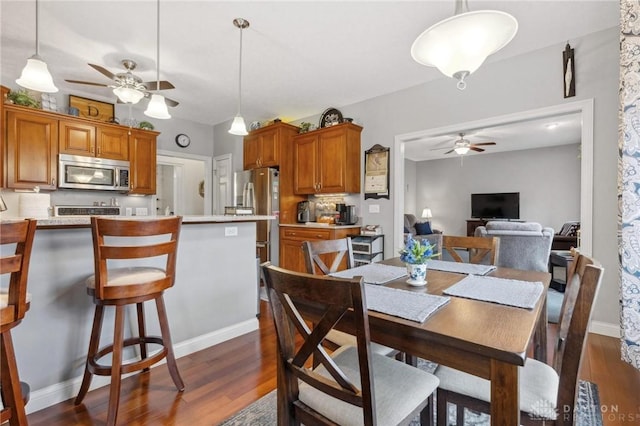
left=443, top=149, right=455, bottom=154
left=470, top=147, right=485, bottom=152
left=430, top=146, right=455, bottom=151
left=64, top=79, right=109, bottom=87
left=88, top=63, right=116, bottom=80
left=142, top=80, right=175, bottom=90
left=472, top=142, right=496, bottom=146
left=164, top=96, right=179, bottom=107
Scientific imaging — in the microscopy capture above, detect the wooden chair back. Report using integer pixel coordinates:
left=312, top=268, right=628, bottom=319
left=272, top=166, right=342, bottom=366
left=261, top=264, right=377, bottom=425
left=0, top=219, right=37, bottom=325
left=442, top=235, right=499, bottom=265
left=553, top=253, right=603, bottom=418
left=90, top=216, right=182, bottom=300
left=302, top=238, right=355, bottom=275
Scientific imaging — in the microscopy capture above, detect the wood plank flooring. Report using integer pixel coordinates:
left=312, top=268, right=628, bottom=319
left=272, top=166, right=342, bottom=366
left=26, top=301, right=640, bottom=425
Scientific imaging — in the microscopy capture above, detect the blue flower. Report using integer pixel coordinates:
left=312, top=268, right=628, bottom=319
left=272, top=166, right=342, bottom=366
left=399, top=234, right=438, bottom=264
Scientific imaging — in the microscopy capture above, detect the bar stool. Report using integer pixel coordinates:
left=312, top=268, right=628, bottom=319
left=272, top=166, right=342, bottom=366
left=1, top=219, right=37, bottom=426
left=75, top=216, right=184, bottom=426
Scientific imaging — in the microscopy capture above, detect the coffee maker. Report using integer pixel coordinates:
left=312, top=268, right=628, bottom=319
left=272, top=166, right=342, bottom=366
left=336, top=204, right=357, bottom=225
left=297, top=201, right=314, bottom=223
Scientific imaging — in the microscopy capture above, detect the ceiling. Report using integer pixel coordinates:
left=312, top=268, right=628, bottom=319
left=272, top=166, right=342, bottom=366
left=1, top=1, right=618, bottom=130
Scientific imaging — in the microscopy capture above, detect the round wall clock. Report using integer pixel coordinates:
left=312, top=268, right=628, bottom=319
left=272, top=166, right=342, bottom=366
left=175, top=133, right=191, bottom=148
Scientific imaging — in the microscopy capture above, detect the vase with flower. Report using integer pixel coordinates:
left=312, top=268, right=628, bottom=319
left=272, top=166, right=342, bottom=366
left=399, top=235, right=438, bottom=286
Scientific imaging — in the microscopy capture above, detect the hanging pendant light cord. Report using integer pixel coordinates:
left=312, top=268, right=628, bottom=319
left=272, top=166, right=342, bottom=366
left=236, top=20, right=244, bottom=115
left=155, top=0, right=161, bottom=92
left=34, top=0, right=40, bottom=55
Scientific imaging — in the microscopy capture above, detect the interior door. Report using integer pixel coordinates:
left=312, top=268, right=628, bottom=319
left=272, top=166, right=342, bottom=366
left=213, top=154, right=233, bottom=214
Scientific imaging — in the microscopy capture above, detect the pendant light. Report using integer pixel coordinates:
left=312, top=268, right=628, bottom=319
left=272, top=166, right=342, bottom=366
left=411, top=0, right=518, bottom=90
left=229, top=18, right=249, bottom=136
left=16, top=0, right=58, bottom=93
left=144, top=0, right=170, bottom=119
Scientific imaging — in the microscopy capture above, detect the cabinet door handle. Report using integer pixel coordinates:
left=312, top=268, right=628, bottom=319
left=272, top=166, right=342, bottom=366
left=51, top=178, right=56, bottom=186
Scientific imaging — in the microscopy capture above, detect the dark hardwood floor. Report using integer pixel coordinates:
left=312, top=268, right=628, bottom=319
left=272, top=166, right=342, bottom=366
left=27, top=301, right=640, bottom=425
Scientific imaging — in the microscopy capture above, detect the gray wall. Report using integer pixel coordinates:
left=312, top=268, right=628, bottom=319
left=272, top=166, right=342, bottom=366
left=407, top=143, right=581, bottom=236
left=213, top=27, right=619, bottom=329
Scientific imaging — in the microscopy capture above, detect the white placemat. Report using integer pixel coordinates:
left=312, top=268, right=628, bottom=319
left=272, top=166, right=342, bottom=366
left=443, top=275, right=544, bottom=309
left=329, top=263, right=407, bottom=285
left=364, top=284, right=450, bottom=322
left=426, top=259, right=497, bottom=276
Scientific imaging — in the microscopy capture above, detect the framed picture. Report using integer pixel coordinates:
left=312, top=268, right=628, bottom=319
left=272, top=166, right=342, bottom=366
left=69, top=95, right=115, bottom=122
left=364, top=144, right=390, bottom=200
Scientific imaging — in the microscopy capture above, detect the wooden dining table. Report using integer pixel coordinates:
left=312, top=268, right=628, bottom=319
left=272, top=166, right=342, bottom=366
left=276, top=257, right=550, bottom=426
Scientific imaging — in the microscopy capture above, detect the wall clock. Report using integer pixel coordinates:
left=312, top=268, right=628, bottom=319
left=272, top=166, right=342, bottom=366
left=175, top=133, right=191, bottom=148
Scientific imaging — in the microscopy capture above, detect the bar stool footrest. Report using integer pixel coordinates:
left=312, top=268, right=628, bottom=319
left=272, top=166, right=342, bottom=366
left=87, top=336, right=168, bottom=376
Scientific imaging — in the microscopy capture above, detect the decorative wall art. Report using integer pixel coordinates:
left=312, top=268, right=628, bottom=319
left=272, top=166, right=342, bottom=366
left=563, top=43, right=576, bottom=98
left=69, top=95, right=115, bottom=122
left=364, top=144, right=390, bottom=200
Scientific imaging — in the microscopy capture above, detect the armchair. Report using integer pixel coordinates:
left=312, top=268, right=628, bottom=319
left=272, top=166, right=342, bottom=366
left=404, top=213, right=443, bottom=254
left=552, top=221, right=580, bottom=250
left=475, top=221, right=554, bottom=272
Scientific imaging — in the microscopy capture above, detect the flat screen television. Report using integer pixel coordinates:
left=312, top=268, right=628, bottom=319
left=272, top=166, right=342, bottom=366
left=471, top=192, right=520, bottom=219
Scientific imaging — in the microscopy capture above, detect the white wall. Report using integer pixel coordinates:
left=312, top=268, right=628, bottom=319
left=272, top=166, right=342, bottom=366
left=407, top=144, right=581, bottom=236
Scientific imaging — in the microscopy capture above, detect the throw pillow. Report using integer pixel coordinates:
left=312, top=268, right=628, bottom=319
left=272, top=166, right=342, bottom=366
left=414, top=221, right=433, bottom=235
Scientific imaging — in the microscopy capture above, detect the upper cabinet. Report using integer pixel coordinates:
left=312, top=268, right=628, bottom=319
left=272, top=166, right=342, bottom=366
left=129, top=129, right=157, bottom=195
left=59, top=119, right=129, bottom=160
left=243, top=122, right=298, bottom=170
left=5, top=107, right=58, bottom=190
left=293, top=123, right=362, bottom=194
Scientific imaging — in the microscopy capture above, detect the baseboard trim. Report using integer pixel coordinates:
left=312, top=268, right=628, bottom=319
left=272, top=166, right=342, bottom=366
left=26, top=318, right=259, bottom=414
left=589, top=320, right=621, bottom=338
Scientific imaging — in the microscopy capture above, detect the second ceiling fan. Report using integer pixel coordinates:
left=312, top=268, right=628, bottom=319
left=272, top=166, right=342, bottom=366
left=434, top=133, right=497, bottom=155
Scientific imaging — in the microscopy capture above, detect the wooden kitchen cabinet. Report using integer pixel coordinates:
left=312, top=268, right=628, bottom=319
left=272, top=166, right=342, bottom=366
left=59, top=119, right=129, bottom=161
left=0, top=86, right=9, bottom=188
left=5, top=107, right=58, bottom=190
left=129, top=129, right=158, bottom=195
left=293, top=122, right=362, bottom=194
left=243, top=122, right=298, bottom=170
left=279, top=225, right=360, bottom=273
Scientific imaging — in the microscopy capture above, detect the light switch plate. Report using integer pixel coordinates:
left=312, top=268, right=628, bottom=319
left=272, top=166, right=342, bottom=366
left=225, top=226, right=238, bottom=237
left=369, top=204, right=380, bottom=213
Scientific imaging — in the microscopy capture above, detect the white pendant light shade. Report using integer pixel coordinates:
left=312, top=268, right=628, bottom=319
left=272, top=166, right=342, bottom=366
left=229, top=116, right=248, bottom=136
left=16, top=55, right=58, bottom=93
left=144, top=94, right=171, bottom=119
left=113, top=86, right=144, bottom=104
left=454, top=146, right=470, bottom=155
left=411, top=9, right=517, bottom=90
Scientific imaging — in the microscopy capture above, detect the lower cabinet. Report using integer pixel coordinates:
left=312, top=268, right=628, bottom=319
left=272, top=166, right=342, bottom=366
left=279, top=225, right=361, bottom=273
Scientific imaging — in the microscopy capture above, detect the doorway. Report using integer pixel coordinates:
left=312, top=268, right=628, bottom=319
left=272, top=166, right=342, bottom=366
left=156, top=150, right=213, bottom=215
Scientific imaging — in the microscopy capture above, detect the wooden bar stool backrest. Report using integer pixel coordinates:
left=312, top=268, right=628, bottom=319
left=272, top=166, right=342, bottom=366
left=302, top=238, right=355, bottom=275
left=442, top=235, right=499, bottom=265
left=0, top=219, right=37, bottom=326
left=91, top=216, right=181, bottom=301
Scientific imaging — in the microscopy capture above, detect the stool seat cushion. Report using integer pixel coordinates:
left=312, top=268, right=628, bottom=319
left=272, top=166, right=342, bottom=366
left=0, top=289, right=32, bottom=307
left=435, top=357, right=559, bottom=420
left=86, top=267, right=167, bottom=288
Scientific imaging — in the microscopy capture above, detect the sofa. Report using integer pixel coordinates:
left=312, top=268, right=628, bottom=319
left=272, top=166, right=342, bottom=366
left=474, top=221, right=554, bottom=272
left=404, top=214, right=443, bottom=254
left=552, top=221, right=580, bottom=250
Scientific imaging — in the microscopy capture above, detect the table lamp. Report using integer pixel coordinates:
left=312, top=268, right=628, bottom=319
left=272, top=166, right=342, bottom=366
left=421, top=208, right=432, bottom=222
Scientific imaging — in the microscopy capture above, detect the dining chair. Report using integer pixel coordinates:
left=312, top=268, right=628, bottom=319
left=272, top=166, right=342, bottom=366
left=433, top=252, right=603, bottom=425
left=441, top=235, right=499, bottom=265
left=261, top=264, right=440, bottom=426
left=1, top=219, right=37, bottom=426
left=302, top=238, right=398, bottom=358
left=75, top=217, right=185, bottom=426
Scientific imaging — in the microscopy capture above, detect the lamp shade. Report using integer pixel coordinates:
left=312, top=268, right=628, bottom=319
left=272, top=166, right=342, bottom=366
left=229, top=116, right=248, bottom=136
left=16, top=55, right=58, bottom=93
left=454, top=146, right=470, bottom=155
left=411, top=10, right=517, bottom=88
left=144, top=94, right=171, bottom=119
left=113, top=86, right=144, bottom=104
left=421, top=208, right=433, bottom=219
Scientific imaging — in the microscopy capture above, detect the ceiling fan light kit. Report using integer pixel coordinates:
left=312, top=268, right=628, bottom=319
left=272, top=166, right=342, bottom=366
left=411, top=0, right=518, bottom=90
left=113, top=86, right=145, bottom=104
left=229, top=18, right=250, bottom=136
left=17, top=0, right=58, bottom=93
left=144, top=0, right=171, bottom=120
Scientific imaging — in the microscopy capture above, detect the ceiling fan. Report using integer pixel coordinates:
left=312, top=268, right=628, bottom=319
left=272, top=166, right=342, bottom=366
left=65, top=59, right=179, bottom=107
left=432, top=133, right=496, bottom=155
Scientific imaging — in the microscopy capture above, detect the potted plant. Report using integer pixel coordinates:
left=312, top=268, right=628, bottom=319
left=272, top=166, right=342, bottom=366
left=399, top=234, right=438, bottom=286
left=6, top=89, right=40, bottom=108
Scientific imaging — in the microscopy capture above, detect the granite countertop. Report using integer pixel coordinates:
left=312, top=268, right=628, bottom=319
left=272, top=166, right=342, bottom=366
left=0, top=215, right=276, bottom=228
left=280, top=223, right=361, bottom=229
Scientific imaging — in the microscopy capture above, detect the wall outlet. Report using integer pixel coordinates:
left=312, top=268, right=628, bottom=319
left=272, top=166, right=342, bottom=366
left=125, top=207, right=132, bottom=216
left=225, top=226, right=238, bottom=237
left=369, top=204, right=380, bottom=213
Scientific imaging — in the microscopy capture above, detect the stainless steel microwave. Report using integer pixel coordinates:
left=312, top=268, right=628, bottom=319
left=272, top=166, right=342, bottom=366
left=58, top=154, right=130, bottom=191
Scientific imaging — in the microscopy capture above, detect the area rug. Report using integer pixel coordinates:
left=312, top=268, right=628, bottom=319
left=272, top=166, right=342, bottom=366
left=219, top=360, right=602, bottom=426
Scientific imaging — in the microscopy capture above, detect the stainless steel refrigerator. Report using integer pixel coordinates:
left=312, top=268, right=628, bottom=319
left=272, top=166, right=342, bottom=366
left=234, top=168, right=279, bottom=265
